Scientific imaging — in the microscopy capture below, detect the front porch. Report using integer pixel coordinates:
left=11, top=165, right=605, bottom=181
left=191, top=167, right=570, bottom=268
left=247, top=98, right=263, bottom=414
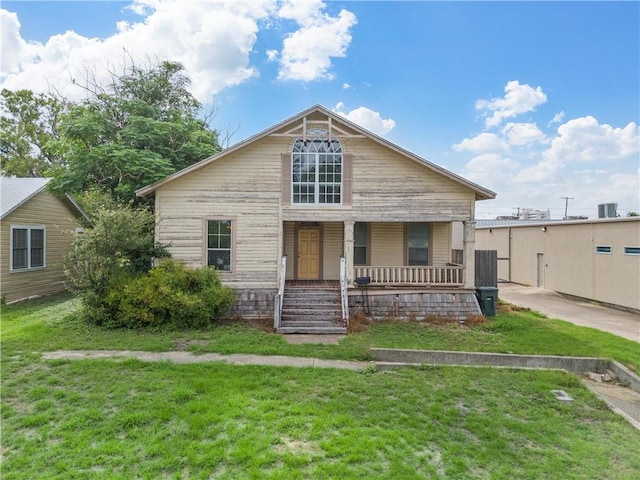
left=274, top=219, right=481, bottom=331
left=281, top=220, right=475, bottom=288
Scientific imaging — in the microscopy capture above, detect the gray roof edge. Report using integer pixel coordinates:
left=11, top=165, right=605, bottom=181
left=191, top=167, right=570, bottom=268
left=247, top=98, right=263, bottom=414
left=476, top=216, right=640, bottom=228
left=64, top=193, right=92, bottom=224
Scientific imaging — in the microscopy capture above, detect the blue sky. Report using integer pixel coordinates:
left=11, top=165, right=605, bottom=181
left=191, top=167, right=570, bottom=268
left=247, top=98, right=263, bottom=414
left=2, top=0, right=639, bottom=218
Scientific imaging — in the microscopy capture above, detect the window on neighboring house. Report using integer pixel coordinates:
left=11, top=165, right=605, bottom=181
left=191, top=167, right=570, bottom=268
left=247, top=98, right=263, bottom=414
left=11, top=226, right=45, bottom=271
left=623, top=246, right=640, bottom=256
left=595, top=245, right=612, bottom=254
left=354, top=222, right=368, bottom=265
left=207, top=220, right=232, bottom=271
left=292, top=129, right=342, bottom=204
left=407, top=223, right=429, bottom=266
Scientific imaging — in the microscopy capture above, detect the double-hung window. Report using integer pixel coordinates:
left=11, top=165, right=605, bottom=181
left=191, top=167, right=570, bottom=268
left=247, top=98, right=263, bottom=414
left=292, top=129, right=342, bottom=204
left=407, top=223, right=429, bottom=266
left=207, top=220, right=232, bottom=271
left=11, top=225, right=45, bottom=271
left=354, top=222, right=368, bottom=265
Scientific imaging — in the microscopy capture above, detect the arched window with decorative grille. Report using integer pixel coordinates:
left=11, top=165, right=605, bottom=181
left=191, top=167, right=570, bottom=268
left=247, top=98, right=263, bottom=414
left=291, top=129, right=342, bottom=204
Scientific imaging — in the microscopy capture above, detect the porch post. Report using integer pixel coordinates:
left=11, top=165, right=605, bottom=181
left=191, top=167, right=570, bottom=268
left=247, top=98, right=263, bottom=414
left=344, top=221, right=355, bottom=285
left=463, top=220, right=476, bottom=289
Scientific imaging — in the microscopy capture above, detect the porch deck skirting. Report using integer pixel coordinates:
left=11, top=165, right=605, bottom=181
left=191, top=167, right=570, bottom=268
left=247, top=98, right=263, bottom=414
left=227, top=288, right=277, bottom=319
left=348, top=289, right=482, bottom=320
left=225, top=286, right=482, bottom=321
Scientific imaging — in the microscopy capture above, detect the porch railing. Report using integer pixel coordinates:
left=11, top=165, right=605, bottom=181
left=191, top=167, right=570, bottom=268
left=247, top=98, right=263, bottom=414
left=354, top=265, right=464, bottom=287
left=339, top=257, right=349, bottom=324
left=273, top=255, right=287, bottom=329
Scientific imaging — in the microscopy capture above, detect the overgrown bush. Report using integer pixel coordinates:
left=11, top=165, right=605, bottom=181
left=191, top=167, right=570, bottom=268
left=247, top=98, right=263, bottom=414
left=66, top=204, right=235, bottom=329
left=114, top=260, right=235, bottom=328
left=77, top=260, right=235, bottom=329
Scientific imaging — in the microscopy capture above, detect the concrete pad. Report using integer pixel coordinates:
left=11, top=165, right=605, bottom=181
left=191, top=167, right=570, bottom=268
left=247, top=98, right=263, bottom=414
left=282, top=334, right=345, bottom=345
left=498, top=283, right=640, bottom=343
left=583, top=379, right=640, bottom=430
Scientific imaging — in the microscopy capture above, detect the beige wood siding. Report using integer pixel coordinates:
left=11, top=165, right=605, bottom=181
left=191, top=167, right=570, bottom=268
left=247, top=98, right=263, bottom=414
left=282, top=139, right=475, bottom=223
left=322, top=222, right=343, bottom=279
left=1, top=191, right=80, bottom=303
left=370, top=223, right=404, bottom=266
left=155, top=138, right=283, bottom=288
left=431, top=222, right=451, bottom=266
left=154, top=121, right=480, bottom=288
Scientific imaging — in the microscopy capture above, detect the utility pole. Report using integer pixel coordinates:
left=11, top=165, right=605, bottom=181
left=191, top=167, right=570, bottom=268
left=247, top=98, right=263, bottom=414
left=561, top=196, right=574, bottom=219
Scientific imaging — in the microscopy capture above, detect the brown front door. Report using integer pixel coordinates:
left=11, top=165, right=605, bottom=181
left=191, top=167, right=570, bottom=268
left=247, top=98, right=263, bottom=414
left=297, top=229, right=320, bottom=279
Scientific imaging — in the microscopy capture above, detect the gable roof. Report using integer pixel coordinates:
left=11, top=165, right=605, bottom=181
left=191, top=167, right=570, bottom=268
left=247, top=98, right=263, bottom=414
left=1, top=177, right=51, bottom=218
left=137, top=104, right=496, bottom=201
left=0, top=177, right=90, bottom=221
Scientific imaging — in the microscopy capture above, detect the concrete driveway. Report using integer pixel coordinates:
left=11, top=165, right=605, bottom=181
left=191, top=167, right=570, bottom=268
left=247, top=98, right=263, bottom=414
left=498, top=283, right=640, bottom=343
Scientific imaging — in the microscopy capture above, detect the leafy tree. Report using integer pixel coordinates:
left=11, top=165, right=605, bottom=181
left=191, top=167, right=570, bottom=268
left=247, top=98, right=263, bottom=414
left=50, top=60, right=220, bottom=202
left=0, top=89, right=66, bottom=177
left=64, top=204, right=169, bottom=317
left=626, top=211, right=639, bottom=217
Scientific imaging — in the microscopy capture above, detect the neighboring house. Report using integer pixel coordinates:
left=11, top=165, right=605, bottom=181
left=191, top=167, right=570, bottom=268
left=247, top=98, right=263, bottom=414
left=1, top=178, right=87, bottom=304
left=475, top=217, right=640, bottom=312
left=138, top=105, right=496, bottom=332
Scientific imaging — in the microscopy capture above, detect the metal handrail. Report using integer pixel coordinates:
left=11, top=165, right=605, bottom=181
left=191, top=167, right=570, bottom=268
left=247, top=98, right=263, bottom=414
left=274, top=255, right=287, bottom=329
left=339, top=256, right=349, bottom=324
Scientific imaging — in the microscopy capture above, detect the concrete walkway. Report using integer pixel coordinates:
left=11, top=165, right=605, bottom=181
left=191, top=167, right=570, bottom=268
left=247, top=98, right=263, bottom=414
left=498, top=283, right=640, bottom=343
left=42, top=350, right=368, bottom=371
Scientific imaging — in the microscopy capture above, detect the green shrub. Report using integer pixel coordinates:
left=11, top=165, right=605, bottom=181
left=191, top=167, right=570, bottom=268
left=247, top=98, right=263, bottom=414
left=91, top=260, right=235, bottom=329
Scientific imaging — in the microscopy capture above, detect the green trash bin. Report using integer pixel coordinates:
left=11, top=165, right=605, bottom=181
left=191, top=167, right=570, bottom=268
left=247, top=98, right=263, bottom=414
left=476, top=287, right=498, bottom=317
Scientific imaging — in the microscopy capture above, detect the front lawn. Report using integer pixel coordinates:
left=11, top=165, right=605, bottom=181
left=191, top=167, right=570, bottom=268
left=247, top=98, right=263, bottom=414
left=2, top=294, right=639, bottom=372
left=2, top=357, right=639, bottom=479
left=2, top=294, right=639, bottom=479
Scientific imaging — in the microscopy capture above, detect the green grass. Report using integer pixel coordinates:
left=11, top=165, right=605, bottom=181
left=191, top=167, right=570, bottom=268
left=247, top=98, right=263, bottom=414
left=2, top=294, right=639, bottom=371
left=2, top=357, right=639, bottom=479
left=2, top=294, right=639, bottom=479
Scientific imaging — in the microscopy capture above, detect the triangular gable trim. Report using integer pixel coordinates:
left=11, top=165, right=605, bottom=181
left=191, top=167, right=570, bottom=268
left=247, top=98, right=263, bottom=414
left=136, top=104, right=496, bottom=200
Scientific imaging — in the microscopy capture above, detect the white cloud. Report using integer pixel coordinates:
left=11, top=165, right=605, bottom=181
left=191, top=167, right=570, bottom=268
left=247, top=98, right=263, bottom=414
left=461, top=153, right=518, bottom=188
left=333, top=102, right=395, bottom=136
left=501, top=122, right=546, bottom=146
left=476, top=80, right=547, bottom=128
left=0, top=1, right=357, bottom=102
left=548, top=110, right=565, bottom=126
left=342, top=82, right=350, bottom=89
left=266, top=49, right=278, bottom=61
left=545, top=116, right=639, bottom=163
left=0, top=9, right=38, bottom=75
left=453, top=132, right=509, bottom=154
left=277, top=2, right=357, bottom=81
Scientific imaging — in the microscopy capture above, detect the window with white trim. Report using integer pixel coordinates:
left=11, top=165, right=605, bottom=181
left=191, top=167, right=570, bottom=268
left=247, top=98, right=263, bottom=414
left=407, top=223, right=429, bottom=266
left=354, top=222, right=368, bottom=265
left=623, top=246, right=640, bottom=255
left=11, top=225, right=45, bottom=271
left=207, top=220, right=232, bottom=271
left=292, top=129, right=342, bottom=204
left=595, top=245, right=612, bottom=254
